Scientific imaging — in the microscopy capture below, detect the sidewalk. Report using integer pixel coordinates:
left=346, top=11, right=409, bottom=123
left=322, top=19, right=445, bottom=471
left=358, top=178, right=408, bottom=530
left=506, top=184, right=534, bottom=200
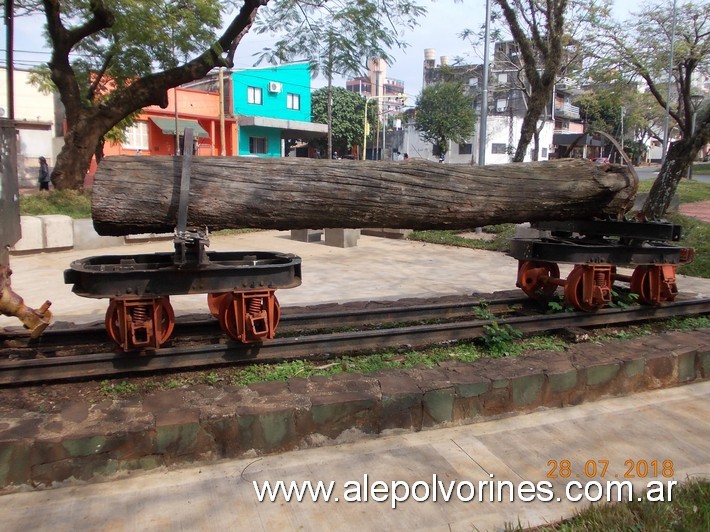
left=3, top=230, right=710, bottom=330
left=1, top=381, right=708, bottom=531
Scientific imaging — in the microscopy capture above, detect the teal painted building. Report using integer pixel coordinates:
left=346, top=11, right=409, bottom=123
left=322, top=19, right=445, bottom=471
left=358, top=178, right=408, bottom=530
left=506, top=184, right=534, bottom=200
left=233, top=62, right=327, bottom=157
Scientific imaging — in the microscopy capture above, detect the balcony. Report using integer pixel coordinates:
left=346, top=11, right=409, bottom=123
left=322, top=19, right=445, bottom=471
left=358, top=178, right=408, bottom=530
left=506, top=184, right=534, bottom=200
left=556, top=102, right=580, bottom=119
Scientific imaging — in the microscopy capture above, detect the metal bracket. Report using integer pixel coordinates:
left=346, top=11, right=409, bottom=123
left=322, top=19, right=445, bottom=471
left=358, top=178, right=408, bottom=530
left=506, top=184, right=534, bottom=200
left=172, top=127, right=210, bottom=267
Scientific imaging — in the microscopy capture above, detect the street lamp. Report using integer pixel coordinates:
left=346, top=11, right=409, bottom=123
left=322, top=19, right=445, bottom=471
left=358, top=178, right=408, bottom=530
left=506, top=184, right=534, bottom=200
left=688, top=93, right=704, bottom=180
left=362, top=94, right=396, bottom=161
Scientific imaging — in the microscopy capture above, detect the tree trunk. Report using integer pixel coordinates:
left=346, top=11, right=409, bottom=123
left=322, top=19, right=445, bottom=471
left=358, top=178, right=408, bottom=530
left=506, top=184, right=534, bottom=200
left=91, top=157, right=638, bottom=236
left=52, top=116, right=109, bottom=190
left=641, top=139, right=693, bottom=220
left=514, top=88, right=551, bottom=162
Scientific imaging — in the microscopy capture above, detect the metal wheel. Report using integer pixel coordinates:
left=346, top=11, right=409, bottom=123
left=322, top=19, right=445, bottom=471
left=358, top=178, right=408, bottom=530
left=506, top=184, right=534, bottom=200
left=630, top=265, right=678, bottom=306
left=104, top=297, right=175, bottom=350
left=516, top=260, right=560, bottom=299
left=217, top=291, right=281, bottom=343
left=564, top=265, right=608, bottom=312
left=207, top=293, right=230, bottom=319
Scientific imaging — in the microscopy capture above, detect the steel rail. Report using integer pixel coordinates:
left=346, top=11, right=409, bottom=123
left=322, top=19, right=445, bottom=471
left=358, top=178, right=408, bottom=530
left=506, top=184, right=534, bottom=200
left=1, top=298, right=708, bottom=386
left=0, top=295, right=525, bottom=348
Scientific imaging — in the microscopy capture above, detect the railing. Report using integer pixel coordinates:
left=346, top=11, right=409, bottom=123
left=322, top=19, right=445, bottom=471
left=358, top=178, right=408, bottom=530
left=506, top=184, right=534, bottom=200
left=556, top=102, right=580, bottom=119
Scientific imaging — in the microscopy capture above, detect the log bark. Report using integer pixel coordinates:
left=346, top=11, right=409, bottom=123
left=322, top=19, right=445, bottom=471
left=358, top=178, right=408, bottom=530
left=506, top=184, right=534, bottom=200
left=91, top=157, right=638, bottom=236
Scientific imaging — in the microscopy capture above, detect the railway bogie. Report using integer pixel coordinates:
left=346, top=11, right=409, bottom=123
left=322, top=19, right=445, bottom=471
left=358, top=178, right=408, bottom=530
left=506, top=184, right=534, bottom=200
left=64, top=232, right=301, bottom=351
left=510, top=219, right=694, bottom=312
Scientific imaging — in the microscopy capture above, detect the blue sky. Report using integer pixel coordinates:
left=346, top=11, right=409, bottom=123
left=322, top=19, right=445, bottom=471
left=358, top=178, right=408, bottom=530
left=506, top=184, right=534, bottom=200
left=2, top=0, right=641, bottom=100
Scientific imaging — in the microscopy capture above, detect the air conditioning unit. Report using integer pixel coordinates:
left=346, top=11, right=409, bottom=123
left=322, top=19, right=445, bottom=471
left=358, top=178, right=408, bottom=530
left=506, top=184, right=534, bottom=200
left=268, top=81, right=283, bottom=93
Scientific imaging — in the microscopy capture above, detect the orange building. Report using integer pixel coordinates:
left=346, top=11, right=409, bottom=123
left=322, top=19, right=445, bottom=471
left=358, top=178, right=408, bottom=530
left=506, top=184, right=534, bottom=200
left=103, top=86, right=237, bottom=158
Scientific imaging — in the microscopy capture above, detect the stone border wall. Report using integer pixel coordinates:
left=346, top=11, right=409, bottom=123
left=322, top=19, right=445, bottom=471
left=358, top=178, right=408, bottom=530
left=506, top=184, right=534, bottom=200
left=1, top=328, right=708, bottom=489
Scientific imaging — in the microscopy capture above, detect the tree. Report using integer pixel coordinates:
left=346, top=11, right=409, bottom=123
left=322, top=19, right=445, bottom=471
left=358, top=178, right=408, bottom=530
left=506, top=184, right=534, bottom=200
left=492, top=0, right=569, bottom=162
left=309, top=87, right=376, bottom=157
left=590, top=0, right=710, bottom=219
left=21, top=0, right=264, bottom=189
left=414, top=82, right=476, bottom=157
left=253, top=0, right=424, bottom=159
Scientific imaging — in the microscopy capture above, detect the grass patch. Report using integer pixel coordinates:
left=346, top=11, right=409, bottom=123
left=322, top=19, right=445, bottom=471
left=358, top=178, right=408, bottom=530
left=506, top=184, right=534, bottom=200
left=664, top=212, right=710, bottom=278
left=408, top=224, right=515, bottom=253
left=636, top=178, right=710, bottom=203
left=20, top=189, right=92, bottom=218
left=693, top=162, right=710, bottom=175
left=528, top=478, right=710, bottom=531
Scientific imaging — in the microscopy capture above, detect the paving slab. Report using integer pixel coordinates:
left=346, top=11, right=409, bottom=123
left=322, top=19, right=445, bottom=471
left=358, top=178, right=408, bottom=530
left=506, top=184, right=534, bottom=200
left=1, top=381, right=708, bottom=531
left=3, top=229, right=710, bottom=330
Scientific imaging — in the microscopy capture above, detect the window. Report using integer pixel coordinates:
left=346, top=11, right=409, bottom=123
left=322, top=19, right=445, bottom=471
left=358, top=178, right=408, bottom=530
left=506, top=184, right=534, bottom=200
left=249, top=136, right=268, bottom=154
left=247, top=87, right=262, bottom=105
left=123, top=121, right=149, bottom=150
left=492, top=143, right=507, bottom=154
left=541, top=148, right=548, bottom=158
left=498, top=73, right=508, bottom=84
left=287, top=93, right=301, bottom=110
left=458, top=143, right=472, bottom=155
left=496, top=98, right=508, bottom=112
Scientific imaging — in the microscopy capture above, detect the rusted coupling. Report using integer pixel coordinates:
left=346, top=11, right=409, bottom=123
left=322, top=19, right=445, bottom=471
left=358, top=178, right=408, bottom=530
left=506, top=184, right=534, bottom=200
left=0, top=265, right=52, bottom=338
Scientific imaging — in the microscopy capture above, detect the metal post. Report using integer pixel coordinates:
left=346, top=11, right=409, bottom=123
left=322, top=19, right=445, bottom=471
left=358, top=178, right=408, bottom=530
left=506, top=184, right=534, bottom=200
left=218, top=67, right=226, bottom=156
left=688, top=109, right=697, bottom=180
left=174, top=87, right=180, bottom=155
left=5, top=0, right=14, bottom=120
left=620, top=106, right=625, bottom=162
left=362, top=97, right=370, bottom=160
left=661, top=0, right=677, bottom=162
left=477, top=0, right=491, bottom=166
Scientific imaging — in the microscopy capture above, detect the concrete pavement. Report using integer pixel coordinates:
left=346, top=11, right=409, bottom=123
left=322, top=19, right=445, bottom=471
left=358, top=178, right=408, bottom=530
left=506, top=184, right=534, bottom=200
left=2, top=230, right=710, bottom=531
left=0, top=381, right=708, bottom=531
left=3, top=229, right=710, bottom=330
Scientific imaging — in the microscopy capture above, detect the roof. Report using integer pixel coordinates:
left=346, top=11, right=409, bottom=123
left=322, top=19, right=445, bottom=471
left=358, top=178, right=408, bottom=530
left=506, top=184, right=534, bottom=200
left=150, top=117, right=209, bottom=139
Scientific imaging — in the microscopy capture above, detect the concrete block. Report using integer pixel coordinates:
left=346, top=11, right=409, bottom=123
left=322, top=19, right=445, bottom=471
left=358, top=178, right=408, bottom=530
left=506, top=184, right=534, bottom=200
left=38, top=215, right=73, bottom=250
left=324, top=228, right=360, bottom=248
left=11, top=216, right=44, bottom=252
left=290, top=229, right=323, bottom=242
left=514, top=223, right=552, bottom=239
left=72, top=219, right=124, bottom=250
left=124, top=232, right=173, bottom=243
left=361, top=228, right=413, bottom=239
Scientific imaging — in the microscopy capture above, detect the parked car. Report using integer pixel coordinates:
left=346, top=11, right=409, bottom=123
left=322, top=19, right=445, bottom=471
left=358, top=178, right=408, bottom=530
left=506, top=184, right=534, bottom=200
left=593, top=157, right=610, bottom=165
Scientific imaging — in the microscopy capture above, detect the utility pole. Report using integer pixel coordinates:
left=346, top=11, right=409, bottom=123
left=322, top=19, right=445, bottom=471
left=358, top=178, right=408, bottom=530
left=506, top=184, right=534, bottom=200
left=477, top=0, right=491, bottom=166
left=661, top=0, right=677, bottom=162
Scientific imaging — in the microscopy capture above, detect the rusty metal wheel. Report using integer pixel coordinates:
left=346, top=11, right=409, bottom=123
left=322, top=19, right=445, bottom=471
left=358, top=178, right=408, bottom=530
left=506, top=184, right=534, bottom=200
left=207, top=292, right=230, bottom=319
left=517, top=260, right=560, bottom=299
left=217, top=291, right=281, bottom=343
left=104, top=297, right=175, bottom=350
left=564, top=265, right=607, bottom=312
left=630, top=265, right=678, bottom=306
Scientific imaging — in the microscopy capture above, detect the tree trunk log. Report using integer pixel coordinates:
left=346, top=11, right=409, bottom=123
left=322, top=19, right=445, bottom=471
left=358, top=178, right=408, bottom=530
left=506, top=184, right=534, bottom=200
left=91, top=156, right=638, bottom=236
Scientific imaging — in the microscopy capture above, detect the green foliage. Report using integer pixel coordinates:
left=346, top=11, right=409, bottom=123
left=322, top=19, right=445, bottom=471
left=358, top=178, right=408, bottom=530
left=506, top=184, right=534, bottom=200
left=481, top=322, right=523, bottom=356
left=20, top=190, right=92, bottom=218
left=607, top=289, right=639, bottom=309
left=637, top=178, right=710, bottom=204
left=408, top=225, right=514, bottom=252
left=99, top=380, right=138, bottom=398
left=253, top=0, right=425, bottom=80
left=666, top=213, right=710, bottom=279
left=309, top=87, right=373, bottom=155
left=414, top=82, right=476, bottom=156
left=532, top=479, right=710, bottom=531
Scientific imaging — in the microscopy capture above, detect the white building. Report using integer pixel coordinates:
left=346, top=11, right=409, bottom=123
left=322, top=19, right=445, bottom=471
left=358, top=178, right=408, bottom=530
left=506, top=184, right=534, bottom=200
left=0, top=68, right=61, bottom=185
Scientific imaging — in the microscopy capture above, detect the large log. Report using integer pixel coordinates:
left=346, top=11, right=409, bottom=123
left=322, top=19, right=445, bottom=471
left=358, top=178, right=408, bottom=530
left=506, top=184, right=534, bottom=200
left=91, top=157, right=638, bottom=236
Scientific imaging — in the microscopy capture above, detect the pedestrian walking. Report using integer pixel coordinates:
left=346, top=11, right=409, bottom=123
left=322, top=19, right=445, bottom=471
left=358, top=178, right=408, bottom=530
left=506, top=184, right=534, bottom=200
left=38, top=157, right=50, bottom=191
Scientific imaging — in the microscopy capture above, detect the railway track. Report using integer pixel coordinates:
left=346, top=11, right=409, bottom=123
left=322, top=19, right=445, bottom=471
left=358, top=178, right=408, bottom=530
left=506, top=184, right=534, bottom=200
left=1, top=295, right=709, bottom=386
